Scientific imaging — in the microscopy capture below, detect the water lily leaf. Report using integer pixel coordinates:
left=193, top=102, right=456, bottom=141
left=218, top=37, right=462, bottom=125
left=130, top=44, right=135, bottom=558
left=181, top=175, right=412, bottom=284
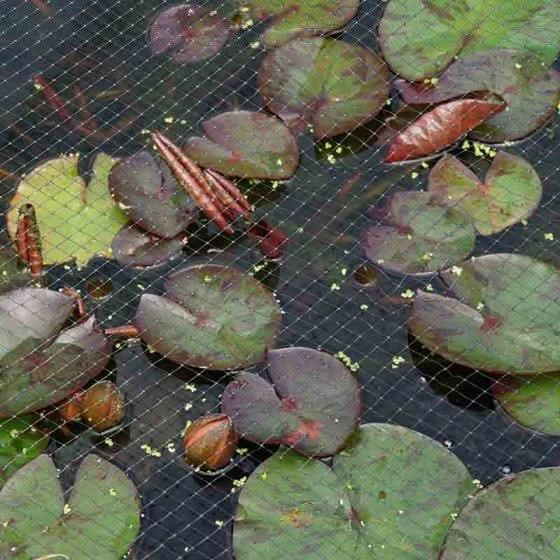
left=135, top=264, right=282, bottom=369
left=221, top=347, right=362, bottom=457
left=385, top=99, right=504, bottom=163
left=0, top=454, right=141, bottom=560
left=493, top=375, right=560, bottom=436
left=233, top=423, right=472, bottom=560
left=441, top=467, right=560, bottom=560
left=428, top=153, right=542, bottom=235
left=112, top=226, right=186, bottom=268
left=363, top=191, right=475, bottom=275
left=379, top=0, right=560, bottom=81
left=259, top=37, right=389, bottom=139
left=409, top=254, right=560, bottom=374
left=185, top=111, right=300, bottom=179
left=149, top=4, right=232, bottom=63
left=241, top=0, right=360, bottom=47
left=7, top=154, right=128, bottom=267
left=109, top=150, right=197, bottom=238
left=395, top=50, right=560, bottom=142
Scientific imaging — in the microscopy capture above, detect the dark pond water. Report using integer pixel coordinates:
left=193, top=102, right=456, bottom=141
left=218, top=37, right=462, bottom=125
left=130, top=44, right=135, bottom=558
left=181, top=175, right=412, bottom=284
left=1, top=1, right=560, bottom=558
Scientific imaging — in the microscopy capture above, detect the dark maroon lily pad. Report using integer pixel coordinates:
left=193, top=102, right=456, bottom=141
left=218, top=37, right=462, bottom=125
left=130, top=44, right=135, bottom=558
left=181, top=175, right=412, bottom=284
left=135, top=264, right=282, bottom=370
left=363, top=191, right=476, bottom=275
left=395, top=50, right=560, bottom=142
left=148, top=4, right=232, bottom=63
left=259, top=37, right=390, bottom=139
left=221, top=347, right=362, bottom=457
left=109, top=150, right=197, bottom=238
left=185, top=111, right=300, bottom=179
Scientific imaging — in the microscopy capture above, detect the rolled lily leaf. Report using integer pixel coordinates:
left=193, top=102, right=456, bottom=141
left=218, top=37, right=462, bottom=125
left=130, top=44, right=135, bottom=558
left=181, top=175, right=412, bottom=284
left=259, top=37, right=389, bottom=139
left=379, top=0, right=560, bottom=81
left=441, top=467, right=560, bottom=559
left=240, top=0, right=360, bottom=47
left=428, top=153, right=542, bottom=235
left=185, top=111, right=300, bottom=179
left=233, top=423, right=472, bottom=560
left=7, top=153, right=128, bottom=267
left=0, top=454, right=141, bottom=560
left=135, top=264, right=282, bottom=369
left=109, top=150, right=197, bottom=238
left=149, top=4, right=232, bottom=63
left=409, top=254, right=560, bottom=374
left=221, top=347, right=362, bottom=457
left=363, top=191, right=476, bottom=275
left=395, top=50, right=560, bottom=142
left=385, top=99, right=505, bottom=163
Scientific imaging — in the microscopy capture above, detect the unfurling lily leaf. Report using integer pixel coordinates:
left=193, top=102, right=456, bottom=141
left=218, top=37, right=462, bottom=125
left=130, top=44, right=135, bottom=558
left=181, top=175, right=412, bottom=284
left=7, top=153, right=128, bottom=267
left=185, top=111, right=300, bottom=179
left=259, top=37, right=389, bottom=139
left=221, top=347, right=362, bottom=457
left=379, top=0, right=560, bottom=81
left=240, top=0, right=360, bottom=47
left=395, top=50, right=560, bottom=142
left=149, top=4, right=232, bottom=63
left=0, top=454, right=141, bottom=560
left=410, top=254, right=560, bottom=374
left=384, top=99, right=505, bottom=163
left=233, top=423, right=472, bottom=560
left=363, top=191, right=476, bottom=275
left=0, top=288, right=111, bottom=417
left=441, top=467, right=560, bottom=560
left=135, top=264, right=282, bottom=370
left=428, top=153, right=542, bottom=235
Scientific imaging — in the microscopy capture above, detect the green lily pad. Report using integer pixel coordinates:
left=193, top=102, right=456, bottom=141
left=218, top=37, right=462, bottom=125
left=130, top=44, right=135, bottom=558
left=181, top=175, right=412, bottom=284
left=240, top=0, right=360, bottom=47
left=493, top=375, right=560, bottom=436
left=428, top=153, right=542, bottom=235
left=7, top=153, right=128, bottom=267
left=363, top=191, right=476, bottom=275
left=379, top=0, right=560, bottom=81
left=0, top=416, right=47, bottom=486
left=185, top=111, right=300, bottom=179
left=221, top=347, right=362, bottom=457
left=0, top=454, right=141, bottom=560
left=135, top=264, right=282, bottom=370
left=233, top=423, right=472, bottom=560
left=395, top=50, right=560, bottom=142
left=259, top=37, right=389, bottom=139
left=409, top=254, right=560, bottom=374
left=441, top=467, right=560, bottom=559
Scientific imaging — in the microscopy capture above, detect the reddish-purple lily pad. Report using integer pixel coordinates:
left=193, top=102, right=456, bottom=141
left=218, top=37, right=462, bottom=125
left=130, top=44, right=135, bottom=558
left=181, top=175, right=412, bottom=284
left=363, top=191, right=476, bottom=275
left=428, top=152, right=542, bottom=235
left=395, top=50, right=560, bottom=142
left=135, top=264, right=282, bottom=370
left=410, top=254, right=560, bottom=374
left=148, top=4, right=232, bottom=63
left=221, top=347, right=362, bottom=457
left=185, top=111, right=299, bottom=179
left=240, top=0, right=360, bottom=47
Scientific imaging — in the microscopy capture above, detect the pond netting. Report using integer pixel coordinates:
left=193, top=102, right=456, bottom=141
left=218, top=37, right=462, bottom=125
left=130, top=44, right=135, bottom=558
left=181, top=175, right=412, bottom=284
left=0, top=0, right=559, bottom=558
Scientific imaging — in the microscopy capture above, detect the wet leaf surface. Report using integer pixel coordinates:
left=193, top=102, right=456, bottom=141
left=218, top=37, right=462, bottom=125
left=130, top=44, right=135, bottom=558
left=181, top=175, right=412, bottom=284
left=135, top=264, right=282, bottom=369
left=428, top=152, right=542, bottom=235
left=259, top=37, right=389, bottom=139
left=221, top=347, right=362, bottom=457
left=363, top=191, right=476, bottom=275
left=410, top=254, right=560, bottom=374
left=0, top=454, right=141, bottom=560
left=379, top=0, right=560, bottom=81
left=385, top=99, right=505, bottom=163
left=234, top=423, right=472, bottom=560
left=186, top=111, right=300, bottom=179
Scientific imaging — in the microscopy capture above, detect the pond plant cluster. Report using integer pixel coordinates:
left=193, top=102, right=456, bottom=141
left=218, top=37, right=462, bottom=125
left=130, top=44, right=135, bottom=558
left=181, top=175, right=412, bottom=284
left=0, top=0, right=559, bottom=558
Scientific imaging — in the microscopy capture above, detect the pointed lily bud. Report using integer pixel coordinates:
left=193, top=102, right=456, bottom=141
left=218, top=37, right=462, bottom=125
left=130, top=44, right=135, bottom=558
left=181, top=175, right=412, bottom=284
left=81, top=381, right=125, bottom=432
